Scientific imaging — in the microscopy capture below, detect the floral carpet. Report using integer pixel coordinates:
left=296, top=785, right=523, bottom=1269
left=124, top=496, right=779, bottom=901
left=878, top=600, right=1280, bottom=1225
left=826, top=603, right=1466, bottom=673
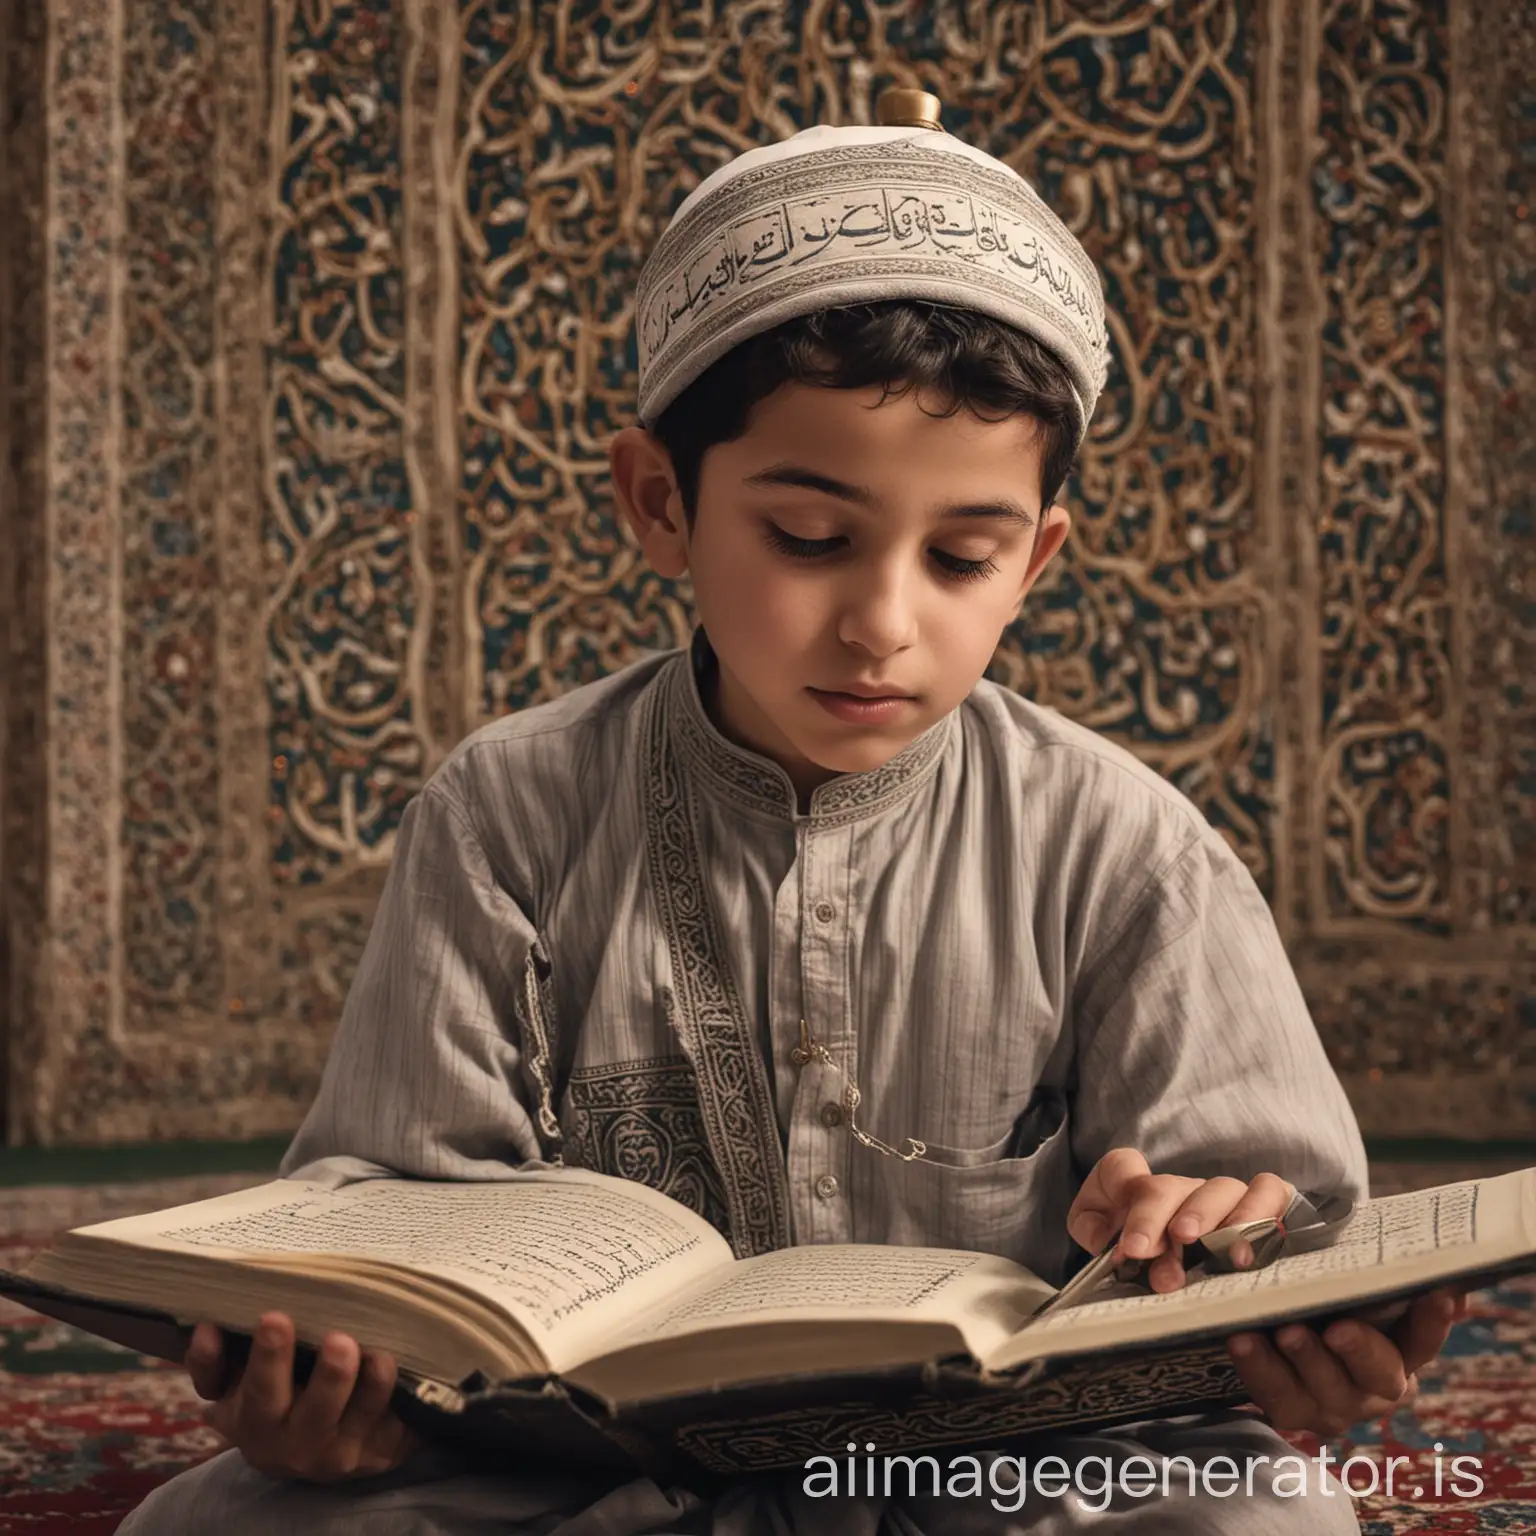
left=0, top=1170, right=1532, bottom=1533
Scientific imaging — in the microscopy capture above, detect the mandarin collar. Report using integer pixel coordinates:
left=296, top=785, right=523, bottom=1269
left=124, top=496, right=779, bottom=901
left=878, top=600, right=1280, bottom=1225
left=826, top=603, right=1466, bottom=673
left=663, top=628, right=955, bottom=826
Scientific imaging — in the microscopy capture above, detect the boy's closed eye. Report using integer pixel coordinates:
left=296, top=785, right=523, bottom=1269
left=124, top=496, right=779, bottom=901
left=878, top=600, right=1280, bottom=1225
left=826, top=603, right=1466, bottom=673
left=759, top=521, right=1003, bottom=583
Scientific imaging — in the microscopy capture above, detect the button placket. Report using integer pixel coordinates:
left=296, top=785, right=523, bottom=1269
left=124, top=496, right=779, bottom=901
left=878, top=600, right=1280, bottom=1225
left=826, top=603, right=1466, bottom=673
left=794, top=821, right=855, bottom=1240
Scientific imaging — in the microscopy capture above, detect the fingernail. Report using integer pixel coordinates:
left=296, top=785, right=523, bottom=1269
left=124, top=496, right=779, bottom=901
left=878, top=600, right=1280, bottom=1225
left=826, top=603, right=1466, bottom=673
left=1437, top=1295, right=1457, bottom=1320
left=1230, top=1336, right=1255, bottom=1358
left=1328, top=1322, right=1360, bottom=1349
left=258, top=1321, right=283, bottom=1347
left=1279, top=1326, right=1306, bottom=1352
left=1121, top=1233, right=1151, bottom=1258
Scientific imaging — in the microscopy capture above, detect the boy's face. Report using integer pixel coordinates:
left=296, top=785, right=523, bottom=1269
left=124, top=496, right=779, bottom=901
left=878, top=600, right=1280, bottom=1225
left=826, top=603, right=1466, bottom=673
left=612, top=382, right=1071, bottom=801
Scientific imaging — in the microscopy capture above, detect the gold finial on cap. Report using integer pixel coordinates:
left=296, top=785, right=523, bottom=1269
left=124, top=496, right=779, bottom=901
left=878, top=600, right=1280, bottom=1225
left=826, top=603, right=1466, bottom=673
left=875, top=87, right=944, bottom=131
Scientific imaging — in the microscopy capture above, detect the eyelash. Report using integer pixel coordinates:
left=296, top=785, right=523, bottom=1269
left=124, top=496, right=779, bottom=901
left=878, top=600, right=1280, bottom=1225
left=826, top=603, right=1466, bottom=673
left=762, top=525, right=1000, bottom=584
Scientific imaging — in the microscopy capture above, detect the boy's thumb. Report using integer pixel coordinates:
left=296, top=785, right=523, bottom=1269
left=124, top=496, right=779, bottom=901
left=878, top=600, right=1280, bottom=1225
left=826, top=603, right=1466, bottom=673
left=1072, top=1212, right=1110, bottom=1251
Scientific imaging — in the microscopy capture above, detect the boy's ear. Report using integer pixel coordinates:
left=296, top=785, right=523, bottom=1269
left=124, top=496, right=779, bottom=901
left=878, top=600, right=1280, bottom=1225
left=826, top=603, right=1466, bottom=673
left=1016, top=502, right=1071, bottom=608
left=609, top=426, right=690, bottom=579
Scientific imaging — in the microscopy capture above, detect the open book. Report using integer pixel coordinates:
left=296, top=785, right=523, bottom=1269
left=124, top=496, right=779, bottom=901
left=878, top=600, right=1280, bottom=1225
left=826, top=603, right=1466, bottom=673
left=4, top=1166, right=1534, bottom=1477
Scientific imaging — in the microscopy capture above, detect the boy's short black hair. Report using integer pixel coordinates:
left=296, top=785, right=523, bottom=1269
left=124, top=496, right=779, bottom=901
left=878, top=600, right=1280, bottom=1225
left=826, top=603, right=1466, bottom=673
left=649, top=300, right=1081, bottom=527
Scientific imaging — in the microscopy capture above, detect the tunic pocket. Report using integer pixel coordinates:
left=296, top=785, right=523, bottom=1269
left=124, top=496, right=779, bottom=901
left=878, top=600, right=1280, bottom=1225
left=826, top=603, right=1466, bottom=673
left=850, top=1092, right=1079, bottom=1284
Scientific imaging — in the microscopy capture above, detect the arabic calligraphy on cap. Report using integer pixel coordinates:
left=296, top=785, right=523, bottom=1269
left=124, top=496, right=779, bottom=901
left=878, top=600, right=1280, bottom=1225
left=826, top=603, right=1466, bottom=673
left=634, top=92, right=1111, bottom=443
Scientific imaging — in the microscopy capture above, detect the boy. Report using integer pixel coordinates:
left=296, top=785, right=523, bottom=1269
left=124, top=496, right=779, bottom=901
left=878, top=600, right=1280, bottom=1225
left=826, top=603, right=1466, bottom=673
left=122, top=91, right=1462, bottom=1534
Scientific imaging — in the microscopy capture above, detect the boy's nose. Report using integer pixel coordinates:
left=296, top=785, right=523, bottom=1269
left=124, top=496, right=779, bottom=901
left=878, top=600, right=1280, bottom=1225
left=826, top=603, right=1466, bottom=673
left=835, top=573, right=918, bottom=657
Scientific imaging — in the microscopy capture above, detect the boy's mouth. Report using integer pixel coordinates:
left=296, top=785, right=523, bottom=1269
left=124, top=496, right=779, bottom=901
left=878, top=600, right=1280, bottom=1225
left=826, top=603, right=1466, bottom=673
left=807, top=686, right=917, bottom=724
left=818, top=680, right=912, bottom=699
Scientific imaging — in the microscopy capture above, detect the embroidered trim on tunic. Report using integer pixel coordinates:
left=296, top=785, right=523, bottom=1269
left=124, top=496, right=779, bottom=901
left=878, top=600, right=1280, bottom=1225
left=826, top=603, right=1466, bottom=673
left=641, top=678, right=794, bottom=1257
left=667, top=641, right=955, bottom=827
left=564, top=1055, right=732, bottom=1238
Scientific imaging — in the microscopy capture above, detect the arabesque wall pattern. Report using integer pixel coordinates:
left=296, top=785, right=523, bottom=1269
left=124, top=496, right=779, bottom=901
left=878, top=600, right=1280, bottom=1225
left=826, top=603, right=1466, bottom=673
left=1, top=0, right=1531, bottom=1145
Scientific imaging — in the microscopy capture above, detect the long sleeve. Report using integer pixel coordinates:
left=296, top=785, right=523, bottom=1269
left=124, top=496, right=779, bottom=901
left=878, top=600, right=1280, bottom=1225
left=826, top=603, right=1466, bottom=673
left=280, top=782, right=552, bottom=1189
left=1068, top=830, right=1369, bottom=1205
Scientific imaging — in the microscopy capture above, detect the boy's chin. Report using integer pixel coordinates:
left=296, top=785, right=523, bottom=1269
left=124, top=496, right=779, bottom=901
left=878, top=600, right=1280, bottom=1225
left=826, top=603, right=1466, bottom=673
left=793, top=725, right=925, bottom=778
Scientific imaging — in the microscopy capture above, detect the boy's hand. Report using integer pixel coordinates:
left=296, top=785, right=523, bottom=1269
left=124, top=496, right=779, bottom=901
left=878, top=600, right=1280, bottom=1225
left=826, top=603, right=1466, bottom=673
left=1226, top=1287, right=1469, bottom=1436
left=1067, top=1147, right=1293, bottom=1293
left=1066, top=1149, right=1466, bottom=1436
left=185, top=1312, right=423, bottom=1482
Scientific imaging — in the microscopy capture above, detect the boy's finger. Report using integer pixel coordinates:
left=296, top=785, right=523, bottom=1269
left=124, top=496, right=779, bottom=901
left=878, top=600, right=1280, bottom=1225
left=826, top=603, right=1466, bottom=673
left=1210, top=1172, right=1295, bottom=1231
left=334, top=1350, right=398, bottom=1448
left=1067, top=1188, right=1116, bottom=1252
left=1064, top=1178, right=1113, bottom=1243
left=1279, top=1323, right=1396, bottom=1425
left=1115, top=1179, right=1195, bottom=1260
left=1317, top=1319, right=1409, bottom=1401
left=1067, top=1208, right=1113, bottom=1252
left=1164, top=1176, right=1252, bottom=1243
left=286, top=1331, right=363, bottom=1446
left=363, top=1414, right=424, bottom=1476
left=234, top=1313, right=297, bottom=1433
left=184, top=1323, right=228, bottom=1401
left=1066, top=1150, right=1152, bottom=1250
left=1146, top=1247, right=1187, bottom=1293
left=1226, top=1333, right=1318, bottom=1432
left=1089, top=1148, right=1152, bottom=1209
left=1389, top=1288, right=1459, bottom=1376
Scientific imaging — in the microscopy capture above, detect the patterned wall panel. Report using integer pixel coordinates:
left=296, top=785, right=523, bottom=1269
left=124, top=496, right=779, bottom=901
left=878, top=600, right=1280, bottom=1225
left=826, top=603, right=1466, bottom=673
left=1283, top=0, right=1535, bottom=1134
left=978, top=8, right=1273, bottom=891
left=457, top=2, right=693, bottom=720
left=1312, top=0, right=1451, bottom=932
left=28, top=0, right=129, bottom=1142
left=0, top=0, right=51, bottom=1132
left=2, top=0, right=340, bottom=1143
left=1457, top=0, right=1536, bottom=935
left=120, top=0, right=223, bottom=1017
left=3, top=0, right=1531, bottom=1144
left=267, top=0, right=422, bottom=891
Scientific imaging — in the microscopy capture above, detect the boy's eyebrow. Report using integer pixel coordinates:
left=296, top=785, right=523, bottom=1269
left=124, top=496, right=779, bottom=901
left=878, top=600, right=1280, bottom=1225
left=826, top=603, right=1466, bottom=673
left=742, top=462, right=1036, bottom=528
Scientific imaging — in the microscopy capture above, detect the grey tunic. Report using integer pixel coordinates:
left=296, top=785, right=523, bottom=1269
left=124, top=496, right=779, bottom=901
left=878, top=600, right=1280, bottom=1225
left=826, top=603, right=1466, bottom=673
left=122, top=632, right=1367, bottom=1535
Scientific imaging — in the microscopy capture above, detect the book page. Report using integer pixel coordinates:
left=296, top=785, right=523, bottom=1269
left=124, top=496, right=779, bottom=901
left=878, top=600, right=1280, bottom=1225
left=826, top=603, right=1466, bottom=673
left=985, top=1170, right=1536, bottom=1373
left=612, top=1243, right=1053, bottom=1361
left=60, top=1170, right=734, bottom=1372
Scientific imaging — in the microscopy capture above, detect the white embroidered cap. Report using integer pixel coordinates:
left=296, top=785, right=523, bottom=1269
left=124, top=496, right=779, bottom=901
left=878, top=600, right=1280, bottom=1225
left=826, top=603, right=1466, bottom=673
left=635, top=89, right=1112, bottom=443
